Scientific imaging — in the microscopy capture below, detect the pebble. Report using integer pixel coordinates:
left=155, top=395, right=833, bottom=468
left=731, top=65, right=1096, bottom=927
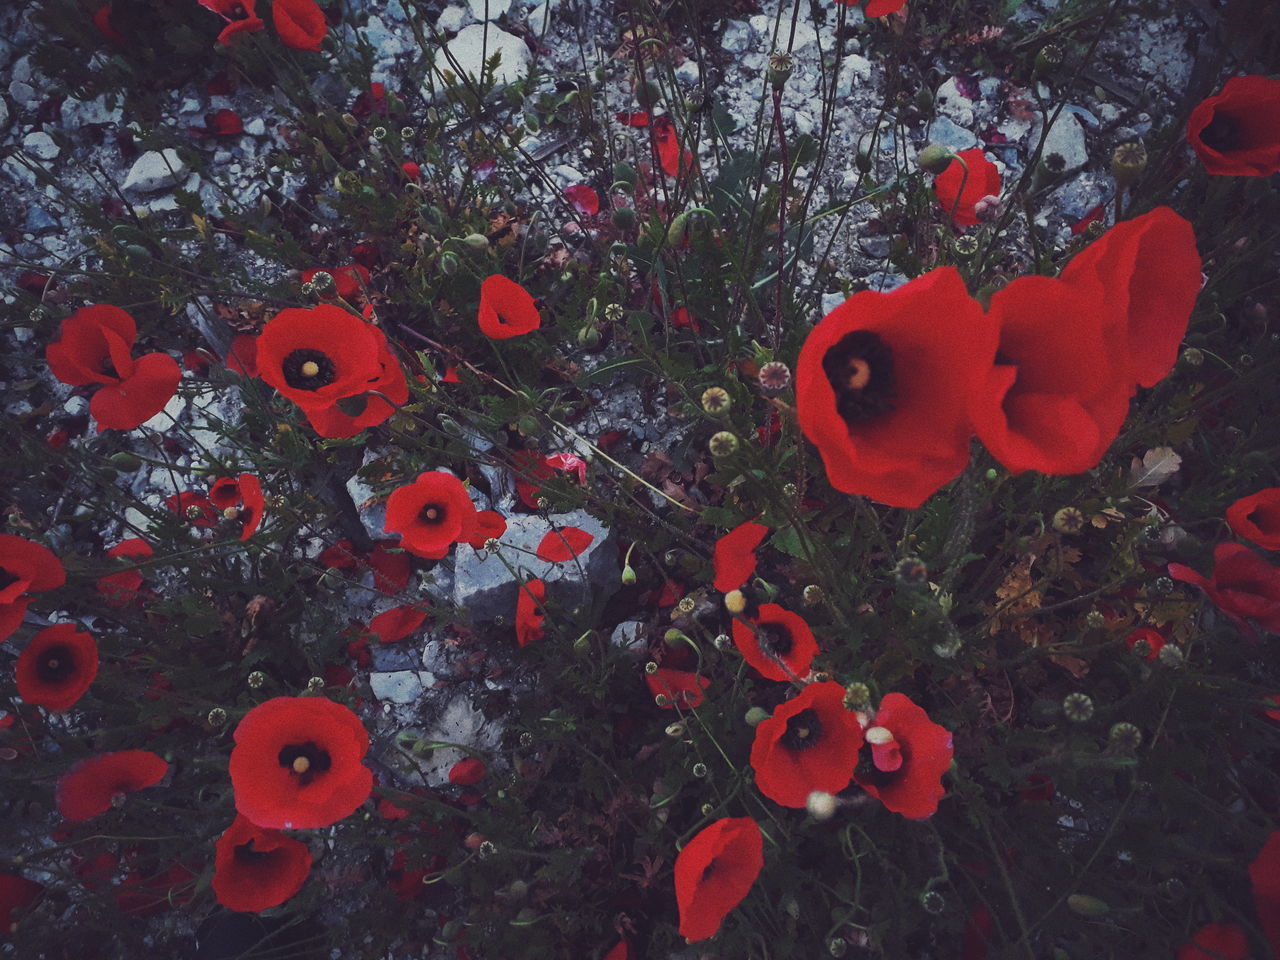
left=0, top=97, right=9, bottom=132
left=244, top=117, right=266, bottom=136
left=722, top=20, right=751, bottom=54
left=370, top=670, right=434, bottom=704
left=123, top=149, right=189, bottom=193
left=436, top=5, right=471, bottom=32
left=834, top=55, right=872, bottom=98
left=749, top=10, right=817, bottom=51
left=435, top=23, right=531, bottom=87
left=22, top=131, right=58, bottom=160
left=1034, top=111, right=1089, bottom=174
left=467, top=0, right=511, bottom=19
left=926, top=116, right=977, bottom=152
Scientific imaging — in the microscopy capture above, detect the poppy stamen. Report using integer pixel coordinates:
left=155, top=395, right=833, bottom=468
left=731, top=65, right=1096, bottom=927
left=780, top=709, right=823, bottom=751
left=36, top=645, right=75, bottom=683
left=292, top=756, right=311, bottom=774
left=282, top=349, right=337, bottom=391
left=822, top=331, right=896, bottom=427
left=418, top=504, right=445, bottom=524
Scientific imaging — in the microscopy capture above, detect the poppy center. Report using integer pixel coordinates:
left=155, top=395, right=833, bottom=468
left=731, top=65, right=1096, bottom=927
left=0, top=567, right=17, bottom=592
left=282, top=350, right=337, bottom=391
left=234, top=839, right=271, bottom=864
left=37, top=645, right=75, bottom=684
left=1199, top=113, right=1241, bottom=153
left=781, top=708, right=823, bottom=751
left=278, top=742, right=331, bottom=786
left=822, top=331, right=895, bottom=427
left=756, top=622, right=794, bottom=658
left=418, top=503, right=446, bottom=525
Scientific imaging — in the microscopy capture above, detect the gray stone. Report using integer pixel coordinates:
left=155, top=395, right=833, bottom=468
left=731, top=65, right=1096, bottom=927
left=834, top=55, right=873, bottom=98
left=750, top=11, right=817, bottom=51
left=0, top=96, right=9, bottom=132
left=467, top=0, right=511, bottom=20
left=370, top=670, right=433, bottom=703
left=22, top=131, right=57, bottom=160
left=370, top=641, right=421, bottom=671
left=8, top=80, right=36, bottom=109
left=453, top=509, right=618, bottom=623
left=123, top=149, right=189, bottom=193
left=926, top=116, right=977, bottom=152
left=610, top=620, right=645, bottom=654
left=23, top=206, right=58, bottom=235
left=722, top=20, right=752, bottom=54
left=435, top=23, right=531, bottom=87
left=244, top=117, right=266, bottom=136
left=437, top=5, right=471, bottom=31
left=63, top=94, right=122, bottom=126
left=1033, top=110, right=1089, bottom=174
left=417, top=693, right=502, bottom=786
left=675, top=60, right=699, bottom=85
left=934, top=77, right=976, bottom=127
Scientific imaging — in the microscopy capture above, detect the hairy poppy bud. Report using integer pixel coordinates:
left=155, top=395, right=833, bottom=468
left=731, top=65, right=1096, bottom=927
left=612, top=161, right=637, bottom=185
left=1067, top=894, right=1110, bottom=917
left=109, top=452, right=142, bottom=472
left=744, top=706, right=770, bottom=726
left=611, top=207, right=636, bottom=230
left=463, top=233, right=489, bottom=251
left=916, top=143, right=955, bottom=174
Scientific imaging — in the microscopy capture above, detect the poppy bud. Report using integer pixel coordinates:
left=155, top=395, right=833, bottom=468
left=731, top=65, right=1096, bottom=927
left=1062, top=692, right=1094, bottom=723
left=1067, top=894, right=1110, bottom=917
left=439, top=252, right=459, bottom=276
left=612, top=161, right=637, bottom=185
left=916, top=143, right=955, bottom=174
left=708, top=431, right=739, bottom=458
left=1111, top=142, right=1148, bottom=187
left=744, top=706, right=770, bottom=726
left=666, top=722, right=686, bottom=737
left=577, top=324, right=601, bottom=347
left=109, top=452, right=142, bottom=472
left=856, top=150, right=873, bottom=173
left=611, top=207, right=636, bottom=230
left=621, top=564, right=637, bottom=585
left=341, top=113, right=359, bottom=129
left=463, top=233, right=489, bottom=250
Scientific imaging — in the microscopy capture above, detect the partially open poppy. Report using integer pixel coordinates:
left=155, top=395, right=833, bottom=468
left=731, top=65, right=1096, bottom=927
left=209, top=474, right=266, bottom=540
left=1169, top=542, right=1280, bottom=641
left=516, top=579, right=547, bottom=647
left=795, top=267, right=997, bottom=507
left=478, top=275, right=541, bottom=339
left=646, top=667, right=709, bottom=709
left=732, top=604, right=819, bottom=683
left=97, top=538, right=152, bottom=607
left=535, top=527, right=593, bottom=563
left=852, top=693, right=953, bottom=819
left=1176, top=923, right=1250, bottom=960
left=273, top=0, right=327, bottom=51
left=933, top=149, right=1001, bottom=226
left=674, top=817, right=763, bottom=942
left=1187, top=75, right=1280, bottom=177
left=45, top=304, right=181, bottom=432
left=56, top=750, right=169, bottom=822
left=712, top=521, right=768, bottom=593
left=750, top=680, right=864, bottom=807
left=213, top=815, right=312, bottom=913
left=385, top=471, right=478, bottom=560
left=16, top=623, right=98, bottom=712
left=229, top=696, right=373, bottom=830
left=0, top=534, right=65, bottom=643
left=1227, top=488, right=1280, bottom=551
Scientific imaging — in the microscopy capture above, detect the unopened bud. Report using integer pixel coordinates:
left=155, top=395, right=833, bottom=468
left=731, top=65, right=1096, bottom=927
left=463, top=233, right=490, bottom=251
left=744, top=706, right=770, bottom=726
left=806, top=791, right=837, bottom=820
left=1111, top=142, right=1148, bottom=187
left=917, top=144, right=955, bottom=174
left=1067, top=894, right=1110, bottom=917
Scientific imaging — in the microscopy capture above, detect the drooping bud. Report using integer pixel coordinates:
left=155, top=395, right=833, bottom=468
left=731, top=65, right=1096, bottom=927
left=916, top=143, right=955, bottom=174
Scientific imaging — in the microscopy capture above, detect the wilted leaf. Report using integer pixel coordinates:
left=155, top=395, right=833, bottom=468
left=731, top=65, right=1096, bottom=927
left=1129, top=446, right=1181, bottom=488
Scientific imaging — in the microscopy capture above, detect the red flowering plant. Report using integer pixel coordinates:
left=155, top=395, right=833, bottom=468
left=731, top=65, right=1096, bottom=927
left=212, top=815, right=312, bottom=913
left=712, top=520, right=768, bottom=593
left=750, top=680, right=864, bottom=807
left=209, top=473, right=266, bottom=540
left=1186, top=75, right=1280, bottom=177
left=273, top=0, right=327, bottom=51
left=15, top=623, right=98, bottom=711
left=674, top=818, right=763, bottom=942
left=478, top=275, right=542, bottom=339
left=198, top=0, right=265, bottom=44
left=96, top=541, right=152, bottom=609
left=1226, top=488, right=1280, bottom=550
left=1169, top=542, right=1280, bottom=641
left=731, top=603, right=820, bottom=682
left=932, top=148, right=1002, bottom=226
left=852, top=693, right=953, bottom=819
left=515, top=578, right=547, bottom=647
left=56, top=750, right=169, bottom=822
left=384, top=471, right=477, bottom=559
left=0, top=534, right=65, bottom=643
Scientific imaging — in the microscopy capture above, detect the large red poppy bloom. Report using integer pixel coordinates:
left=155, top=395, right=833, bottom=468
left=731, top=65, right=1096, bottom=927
left=674, top=817, right=763, bottom=942
left=970, top=275, right=1130, bottom=475
left=750, top=680, right=864, bottom=807
left=213, top=815, right=312, bottom=913
left=305, top=332, right=408, bottom=439
left=0, top=534, right=65, bottom=643
left=1186, top=75, right=1280, bottom=177
left=852, top=693, right=953, bottom=819
left=16, top=623, right=98, bottom=712
left=478, top=275, right=541, bottom=339
left=274, top=0, right=326, bottom=51
left=1250, top=831, right=1280, bottom=957
left=712, top=521, right=768, bottom=593
left=209, top=474, right=266, bottom=540
left=97, top=538, right=153, bottom=607
left=732, top=604, right=819, bottom=682
left=516, top=579, right=547, bottom=647
left=45, top=305, right=180, bottom=432
left=230, top=696, right=373, bottom=830
left=256, top=305, right=386, bottom=411
left=1169, top=542, right=1280, bottom=641
left=933, top=149, right=1001, bottom=227
left=1176, top=923, right=1250, bottom=960
left=0, top=873, right=43, bottom=935
left=1227, top=488, right=1280, bottom=551
left=1060, top=207, right=1201, bottom=391
left=56, top=750, right=169, bottom=822
left=795, top=267, right=997, bottom=508
left=384, top=471, right=478, bottom=559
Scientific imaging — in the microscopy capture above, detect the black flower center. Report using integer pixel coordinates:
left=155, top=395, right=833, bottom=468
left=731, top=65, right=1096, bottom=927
left=418, top=503, right=446, bottom=525
left=756, top=622, right=794, bottom=658
left=278, top=741, right=331, bottom=787
left=781, top=708, right=823, bottom=752
left=282, top=350, right=337, bottom=391
left=822, top=331, right=895, bottom=427
left=37, top=645, right=76, bottom=684
left=234, top=839, right=271, bottom=864
left=0, top=567, right=18, bottom=592
left=1199, top=114, right=1241, bottom=153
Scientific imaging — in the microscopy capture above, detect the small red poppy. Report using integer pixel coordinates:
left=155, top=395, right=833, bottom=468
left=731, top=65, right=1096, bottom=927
left=564, top=184, right=600, bottom=216
left=1060, top=206, right=1201, bottom=391
left=1176, top=923, right=1250, bottom=960
left=1123, top=627, right=1165, bottom=661
left=302, top=265, right=370, bottom=301
left=836, top=0, right=907, bottom=16
left=166, top=491, right=219, bottom=528
left=226, top=334, right=259, bottom=377
left=516, top=579, right=547, bottom=647
left=674, top=817, right=763, bottom=942
left=16, top=623, right=98, bottom=712
left=364, top=605, right=429, bottom=643
left=212, top=815, right=312, bottom=913
left=1186, top=75, right=1280, bottom=177
left=199, top=0, right=265, bottom=44
left=45, top=305, right=181, bottom=432
left=1227, top=488, right=1280, bottom=551
left=92, top=5, right=126, bottom=46
left=1169, top=542, right=1280, bottom=641
left=852, top=692, right=953, bottom=819
left=750, top=680, right=864, bottom=807
left=448, top=758, right=486, bottom=786
left=478, top=275, right=541, bottom=339
left=229, top=696, right=373, bottom=830
left=384, top=471, right=478, bottom=559
left=795, top=267, right=997, bottom=508
left=0, top=534, right=65, bottom=644
left=535, top=527, right=593, bottom=563
left=464, top=510, right=507, bottom=549
left=732, top=604, right=820, bottom=683
left=0, top=873, right=43, bottom=934
left=712, top=521, right=768, bottom=593
left=204, top=108, right=243, bottom=136
left=208, top=473, right=266, bottom=540
left=933, top=149, right=1001, bottom=226
left=273, top=0, right=326, bottom=51
left=646, top=667, right=709, bottom=709
left=56, top=750, right=169, bottom=822
left=651, top=116, right=693, bottom=178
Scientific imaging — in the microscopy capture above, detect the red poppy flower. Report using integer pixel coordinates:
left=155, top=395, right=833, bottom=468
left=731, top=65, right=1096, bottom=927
left=0, top=534, right=65, bottom=643
left=230, top=696, right=373, bottom=830
left=208, top=473, right=265, bottom=540
left=1227, top=488, right=1280, bottom=551
left=516, top=579, right=547, bottom=647
left=651, top=116, right=693, bottom=178
left=385, top=471, right=477, bottom=560
left=199, top=0, right=265, bottom=44
left=646, top=667, right=709, bottom=709
left=16, top=623, right=98, bottom=712
left=1176, top=923, right=1250, bottom=960
left=402, top=161, right=422, bottom=181
left=1186, top=75, right=1280, bottom=177
left=45, top=305, right=181, bottom=432
left=535, top=526, right=593, bottom=562
left=564, top=185, right=600, bottom=216
left=364, top=605, right=429, bottom=643
left=204, top=109, right=244, bottom=136
left=750, top=680, right=864, bottom=807
left=96, top=537, right=151, bottom=608
left=213, top=815, right=312, bottom=913
left=478, top=275, right=541, bottom=339
left=1070, top=204, right=1106, bottom=236
left=795, top=267, right=998, bottom=508
left=302, top=265, right=370, bottom=301
left=733, top=604, right=820, bottom=683
left=303, top=333, right=408, bottom=439
left=836, top=0, right=908, bottom=16
left=92, top=5, right=126, bottom=46
left=0, top=873, right=43, bottom=934
left=1060, top=207, right=1201, bottom=390
left=712, top=521, right=768, bottom=593
left=933, top=149, right=1001, bottom=226
left=1169, top=542, right=1280, bottom=641
left=273, top=0, right=326, bottom=51
left=616, top=112, right=650, bottom=127
left=1250, top=831, right=1280, bottom=957
left=674, top=817, right=763, bottom=942
left=1123, top=627, right=1165, bottom=661
left=852, top=692, right=953, bottom=819
left=226, top=334, right=259, bottom=377
left=970, top=274, right=1129, bottom=475
left=56, top=750, right=169, bottom=822
left=465, top=510, right=507, bottom=550
left=166, top=491, right=219, bottom=528
left=448, top=758, right=486, bottom=786
left=602, top=940, right=631, bottom=960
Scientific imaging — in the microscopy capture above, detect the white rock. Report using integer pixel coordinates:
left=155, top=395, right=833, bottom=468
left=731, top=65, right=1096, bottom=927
left=370, top=670, right=433, bottom=703
left=934, top=77, right=975, bottom=127
left=245, top=117, right=266, bottom=136
left=467, top=0, right=511, bottom=20
left=139, top=388, right=186, bottom=432
left=1033, top=111, right=1089, bottom=174
left=926, top=116, right=977, bottom=152
left=793, top=110, right=814, bottom=137
left=722, top=20, right=752, bottom=54
left=436, top=5, right=472, bottom=31
left=1, top=154, right=38, bottom=187
left=123, top=149, right=189, bottom=193
left=834, top=55, right=872, bottom=98
left=436, top=23, right=531, bottom=87
left=8, top=79, right=36, bottom=108
left=22, top=132, right=57, bottom=160
left=63, top=94, right=122, bottom=126
left=750, top=11, right=817, bottom=51
left=675, top=60, right=699, bottom=84
left=527, top=2, right=551, bottom=32
left=179, top=97, right=201, bottom=115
